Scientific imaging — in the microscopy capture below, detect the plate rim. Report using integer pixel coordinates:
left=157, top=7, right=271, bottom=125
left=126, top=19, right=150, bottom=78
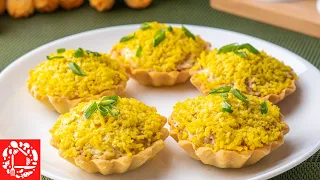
left=1, top=24, right=319, bottom=180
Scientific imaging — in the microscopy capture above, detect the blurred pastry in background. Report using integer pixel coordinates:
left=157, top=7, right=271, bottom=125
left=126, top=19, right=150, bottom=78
left=125, top=0, right=152, bottom=9
left=59, top=0, right=84, bottom=10
left=89, top=0, right=115, bottom=12
left=0, top=0, right=5, bottom=15
left=7, top=0, right=34, bottom=18
left=33, top=0, right=59, bottom=12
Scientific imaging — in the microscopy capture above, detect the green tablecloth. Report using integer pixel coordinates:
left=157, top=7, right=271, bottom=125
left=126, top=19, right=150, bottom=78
left=1, top=0, right=319, bottom=179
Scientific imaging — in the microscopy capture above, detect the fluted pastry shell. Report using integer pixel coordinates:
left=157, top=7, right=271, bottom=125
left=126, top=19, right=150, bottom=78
left=125, top=65, right=190, bottom=86
left=190, top=71, right=296, bottom=104
left=50, top=128, right=169, bottom=175
left=27, top=79, right=127, bottom=114
left=169, top=114, right=289, bottom=168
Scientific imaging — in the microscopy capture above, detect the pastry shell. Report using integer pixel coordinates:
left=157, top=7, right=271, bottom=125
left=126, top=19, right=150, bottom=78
left=27, top=79, right=127, bottom=114
left=50, top=128, right=169, bottom=175
left=190, top=71, right=296, bottom=104
left=125, top=65, right=191, bottom=86
left=169, top=114, right=289, bottom=168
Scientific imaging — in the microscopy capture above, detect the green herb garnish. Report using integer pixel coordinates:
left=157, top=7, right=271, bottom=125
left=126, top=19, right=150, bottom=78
left=140, top=22, right=151, bottom=30
left=218, top=93, right=228, bottom=99
left=168, top=26, right=173, bottom=32
left=136, top=45, right=142, bottom=57
left=238, top=43, right=260, bottom=54
left=231, top=89, right=248, bottom=103
left=209, top=86, right=232, bottom=94
left=107, top=105, right=120, bottom=116
left=98, top=105, right=109, bottom=117
left=217, top=43, right=239, bottom=54
left=222, top=101, right=233, bottom=113
left=260, top=101, right=268, bottom=114
left=217, top=43, right=260, bottom=57
left=100, top=99, right=116, bottom=106
left=57, top=48, right=66, bottom=53
left=120, top=33, right=135, bottom=43
left=234, top=51, right=248, bottom=58
left=84, top=96, right=120, bottom=119
left=84, top=102, right=98, bottom=119
left=68, top=62, right=85, bottom=76
left=153, top=29, right=166, bottom=47
left=46, top=56, right=64, bottom=60
left=98, top=96, right=120, bottom=117
left=86, top=50, right=101, bottom=56
left=73, top=48, right=84, bottom=58
left=101, top=95, right=119, bottom=102
left=182, top=25, right=195, bottom=40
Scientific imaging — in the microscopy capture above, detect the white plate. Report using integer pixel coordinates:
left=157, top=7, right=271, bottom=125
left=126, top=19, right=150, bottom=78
left=0, top=24, right=320, bottom=180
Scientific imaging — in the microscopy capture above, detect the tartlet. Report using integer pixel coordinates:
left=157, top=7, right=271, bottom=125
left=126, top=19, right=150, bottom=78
left=111, top=22, right=210, bottom=86
left=169, top=90, right=289, bottom=168
left=50, top=96, right=169, bottom=175
left=27, top=48, right=128, bottom=114
left=190, top=43, right=298, bottom=103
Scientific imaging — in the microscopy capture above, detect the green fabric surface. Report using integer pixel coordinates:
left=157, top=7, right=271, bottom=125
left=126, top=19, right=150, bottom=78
left=1, top=0, right=319, bottom=179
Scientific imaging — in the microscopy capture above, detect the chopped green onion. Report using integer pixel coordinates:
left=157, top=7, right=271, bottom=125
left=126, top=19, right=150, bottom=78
left=231, top=89, right=248, bottom=103
left=153, top=29, right=166, bottom=47
left=140, top=22, right=151, bottom=30
left=100, top=100, right=116, bottom=106
left=93, top=52, right=101, bottom=56
left=168, top=26, right=173, bottom=32
left=101, top=95, right=119, bottom=102
left=84, top=102, right=98, bottom=119
left=86, top=50, right=101, bottom=56
left=120, top=33, right=135, bottom=43
left=57, top=48, right=66, bottom=53
left=209, top=86, right=232, bottom=94
left=107, top=105, right=120, bottom=116
left=238, top=43, right=260, bottom=54
left=68, top=62, right=85, bottom=76
left=218, top=93, right=228, bottom=99
left=73, top=48, right=84, bottom=58
left=46, top=56, right=64, bottom=60
left=235, top=51, right=248, bottom=58
left=136, top=45, right=142, bottom=57
left=85, top=96, right=120, bottom=119
left=98, top=105, right=109, bottom=117
left=260, top=101, right=268, bottom=114
left=217, top=43, right=239, bottom=54
left=222, top=101, right=233, bottom=113
left=182, top=25, right=195, bottom=40
left=217, top=43, right=259, bottom=58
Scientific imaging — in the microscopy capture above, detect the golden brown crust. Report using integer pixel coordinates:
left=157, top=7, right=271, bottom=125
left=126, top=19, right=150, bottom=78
left=7, top=0, right=34, bottom=18
left=50, top=128, right=169, bottom=175
left=27, top=79, right=127, bottom=114
left=125, top=0, right=152, bottom=9
left=169, top=114, right=289, bottom=168
left=89, top=0, right=115, bottom=12
left=262, top=80, right=296, bottom=104
left=125, top=65, right=191, bottom=86
left=33, top=0, right=59, bottom=12
left=190, top=71, right=296, bottom=104
left=59, top=0, right=84, bottom=10
left=0, top=0, right=5, bottom=15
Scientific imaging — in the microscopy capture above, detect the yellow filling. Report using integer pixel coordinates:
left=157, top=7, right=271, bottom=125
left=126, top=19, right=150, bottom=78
left=112, top=22, right=209, bottom=72
left=27, top=49, right=128, bottom=99
left=171, top=94, right=286, bottom=151
left=50, top=97, right=166, bottom=160
left=193, top=49, right=297, bottom=97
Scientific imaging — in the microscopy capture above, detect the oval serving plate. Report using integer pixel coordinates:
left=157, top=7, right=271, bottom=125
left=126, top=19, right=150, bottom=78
left=0, top=24, right=319, bottom=180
